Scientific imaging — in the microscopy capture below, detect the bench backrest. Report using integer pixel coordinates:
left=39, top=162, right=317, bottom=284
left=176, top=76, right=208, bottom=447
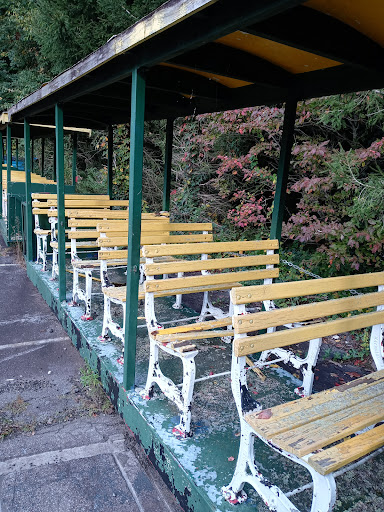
left=97, top=222, right=213, bottom=251
left=31, top=193, right=110, bottom=200
left=46, top=199, right=129, bottom=208
left=141, top=240, right=279, bottom=296
left=231, top=271, right=384, bottom=361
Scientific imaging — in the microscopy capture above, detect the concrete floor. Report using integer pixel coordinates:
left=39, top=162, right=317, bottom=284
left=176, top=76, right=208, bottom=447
left=0, top=238, right=183, bottom=512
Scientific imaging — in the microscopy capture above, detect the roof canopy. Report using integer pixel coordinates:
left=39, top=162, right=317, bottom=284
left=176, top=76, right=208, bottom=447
left=4, top=0, right=384, bottom=128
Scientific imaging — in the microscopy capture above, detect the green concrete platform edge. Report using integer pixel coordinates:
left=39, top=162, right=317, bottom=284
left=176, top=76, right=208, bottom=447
left=0, top=219, right=9, bottom=245
left=26, top=261, right=215, bottom=512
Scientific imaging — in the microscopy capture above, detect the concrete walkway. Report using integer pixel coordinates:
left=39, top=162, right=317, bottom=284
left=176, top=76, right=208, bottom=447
left=0, top=238, right=183, bottom=512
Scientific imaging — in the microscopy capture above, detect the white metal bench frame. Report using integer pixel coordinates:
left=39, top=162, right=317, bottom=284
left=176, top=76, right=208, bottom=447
left=141, top=240, right=280, bottom=437
left=223, top=273, right=384, bottom=512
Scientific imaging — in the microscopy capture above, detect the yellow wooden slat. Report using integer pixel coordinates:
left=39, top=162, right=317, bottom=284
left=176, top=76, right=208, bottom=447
left=31, top=193, right=109, bottom=200
left=68, top=219, right=102, bottom=227
left=66, top=210, right=167, bottom=219
left=155, top=329, right=234, bottom=342
left=96, top=220, right=210, bottom=231
left=99, top=250, right=129, bottom=259
left=234, top=310, right=384, bottom=357
left=103, top=282, right=242, bottom=301
left=34, top=229, right=51, bottom=235
left=231, top=271, right=384, bottom=304
left=142, top=240, right=279, bottom=257
left=234, top=291, right=384, bottom=333
left=102, top=230, right=169, bottom=238
left=145, top=268, right=279, bottom=293
left=96, top=220, right=170, bottom=231
left=98, top=234, right=213, bottom=247
left=145, top=254, right=279, bottom=275
left=157, top=317, right=232, bottom=335
left=272, top=394, right=384, bottom=457
left=246, top=374, right=384, bottom=439
left=160, top=222, right=213, bottom=231
left=68, top=231, right=99, bottom=239
left=72, top=258, right=126, bottom=269
left=308, top=423, right=384, bottom=475
left=51, top=242, right=99, bottom=249
left=47, top=199, right=129, bottom=207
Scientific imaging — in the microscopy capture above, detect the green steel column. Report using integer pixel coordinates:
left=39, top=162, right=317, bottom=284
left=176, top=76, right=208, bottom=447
left=24, top=120, right=33, bottom=261
left=55, top=104, right=66, bottom=302
left=0, top=131, right=3, bottom=218
left=270, top=98, right=297, bottom=241
left=107, top=125, right=113, bottom=198
left=6, top=125, right=12, bottom=239
left=41, top=138, right=45, bottom=176
left=72, top=133, right=77, bottom=187
left=53, top=139, right=57, bottom=181
left=162, top=118, right=174, bottom=211
left=123, top=69, right=146, bottom=390
left=15, top=139, right=19, bottom=170
left=31, top=138, right=34, bottom=174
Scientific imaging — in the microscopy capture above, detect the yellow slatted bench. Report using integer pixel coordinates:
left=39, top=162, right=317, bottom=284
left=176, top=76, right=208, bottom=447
left=222, top=271, right=384, bottom=512
left=98, top=223, right=215, bottom=342
left=131, top=240, right=279, bottom=437
left=68, top=213, right=170, bottom=319
left=31, top=194, right=110, bottom=271
left=48, top=200, right=129, bottom=278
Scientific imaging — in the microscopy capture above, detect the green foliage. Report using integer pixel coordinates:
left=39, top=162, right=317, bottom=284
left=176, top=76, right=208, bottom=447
left=79, top=363, right=100, bottom=389
left=0, top=0, right=165, bottom=108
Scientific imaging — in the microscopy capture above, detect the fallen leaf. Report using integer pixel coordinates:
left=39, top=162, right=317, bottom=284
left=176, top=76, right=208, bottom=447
left=257, top=409, right=272, bottom=420
left=228, top=456, right=235, bottom=461
left=346, top=371, right=361, bottom=378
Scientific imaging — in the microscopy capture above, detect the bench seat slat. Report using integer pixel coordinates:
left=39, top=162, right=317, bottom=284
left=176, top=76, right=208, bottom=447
left=234, top=310, right=384, bottom=356
left=235, top=291, right=384, bottom=332
left=155, top=329, right=234, bottom=342
left=145, top=254, right=280, bottom=275
left=157, top=317, right=233, bottom=335
left=245, top=374, right=384, bottom=439
left=231, top=271, right=384, bottom=304
left=308, top=423, right=384, bottom=475
left=271, top=393, right=384, bottom=457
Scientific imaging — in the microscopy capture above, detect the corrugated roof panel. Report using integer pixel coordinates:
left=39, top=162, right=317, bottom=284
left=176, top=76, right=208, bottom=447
left=216, top=31, right=342, bottom=73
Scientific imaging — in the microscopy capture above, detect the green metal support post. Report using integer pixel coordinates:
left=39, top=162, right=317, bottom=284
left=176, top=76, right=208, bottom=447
left=53, top=139, right=57, bottom=181
left=123, top=69, right=146, bottom=390
left=55, top=104, right=66, bottom=302
left=0, top=131, right=3, bottom=218
left=31, top=138, right=34, bottom=174
left=270, top=98, right=297, bottom=241
left=24, top=120, right=33, bottom=261
left=162, top=118, right=174, bottom=211
left=72, top=133, right=77, bottom=187
left=107, top=125, right=113, bottom=198
left=41, top=138, right=45, bottom=176
left=15, top=139, right=19, bottom=170
left=6, top=125, right=12, bottom=239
